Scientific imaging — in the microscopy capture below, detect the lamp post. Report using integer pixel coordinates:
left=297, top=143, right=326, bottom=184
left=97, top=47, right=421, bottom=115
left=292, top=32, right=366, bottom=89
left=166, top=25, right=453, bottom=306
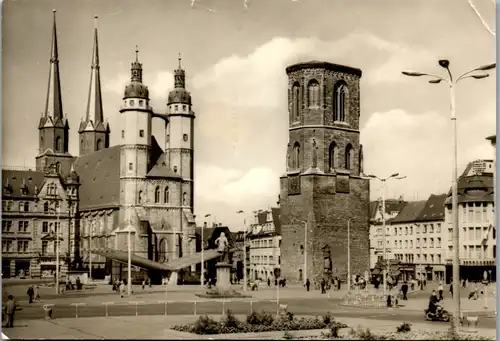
left=89, top=221, right=93, bottom=281
left=55, top=205, right=60, bottom=295
left=403, top=60, right=496, bottom=329
left=124, top=211, right=134, bottom=296
left=346, top=218, right=354, bottom=291
left=237, top=210, right=247, bottom=291
left=366, top=173, right=406, bottom=298
left=202, top=213, right=211, bottom=287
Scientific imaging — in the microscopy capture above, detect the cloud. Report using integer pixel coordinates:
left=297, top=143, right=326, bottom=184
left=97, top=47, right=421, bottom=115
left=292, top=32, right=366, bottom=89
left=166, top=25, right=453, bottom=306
left=104, top=73, right=128, bottom=95
left=191, top=32, right=435, bottom=108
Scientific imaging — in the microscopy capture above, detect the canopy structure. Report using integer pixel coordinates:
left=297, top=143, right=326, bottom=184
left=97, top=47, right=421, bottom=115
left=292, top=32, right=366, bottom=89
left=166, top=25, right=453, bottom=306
left=92, top=247, right=237, bottom=272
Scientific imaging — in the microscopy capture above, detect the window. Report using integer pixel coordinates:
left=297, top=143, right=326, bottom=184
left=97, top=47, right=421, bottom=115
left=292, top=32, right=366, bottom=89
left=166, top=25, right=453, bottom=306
left=175, top=105, right=178, bottom=111
left=183, top=134, right=188, bottom=142
left=23, top=202, right=29, bottom=212
left=329, top=142, right=338, bottom=170
left=42, top=222, right=49, bottom=233
left=44, top=202, right=49, bottom=212
left=422, top=238, right=427, bottom=247
left=334, top=83, right=348, bottom=122
left=18, top=221, right=28, bottom=232
left=292, top=142, right=300, bottom=169
left=475, top=227, right=481, bottom=239
left=437, top=254, right=441, bottom=263
left=139, top=130, right=144, bottom=137
left=437, top=237, right=441, bottom=248
left=164, top=187, right=169, bottom=204
left=410, top=226, right=413, bottom=235
left=2, top=240, right=12, bottom=253
left=483, top=204, right=488, bottom=222
left=130, top=100, right=135, bottom=106
left=436, top=223, right=441, bottom=233
left=468, top=227, right=474, bottom=239
left=405, top=226, right=408, bottom=235
left=139, top=100, right=144, bottom=106
left=475, top=203, right=482, bottom=222
left=2, top=221, right=12, bottom=232
left=462, top=206, right=467, bottom=222
left=42, top=241, right=48, bottom=256
left=55, top=136, right=61, bottom=152
left=183, top=105, right=186, bottom=110
left=155, top=186, right=160, bottom=203
left=183, top=192, right=188, bottom=206
left=475, top=245, right=481, bottom=259
left=129, top=163, right=133, bottom=171
left=345, top=144, right=353, bottom=170
left=17, top=240, right=29, bottom=253
left=122, top=130, right=125, bottom=138
left=416, top=238, right=420, bottom=247
left=173, top=166, right=178, bottom=173
left=429, top=224, right=434, bottom=233
left=56, top=162, right=61, bottom=174
left=399, top=227, right=402, bottom=235
left=423, top=225, right=427, bottom=233
left=292, top=82, right=300, bottom=120
left=430, top=238, right=434, bottom=248
left=410, top=240, right=413, bottom=248
left=468, top=204, right=474, bottom=221
left=307, top=79, right=320, bottom=108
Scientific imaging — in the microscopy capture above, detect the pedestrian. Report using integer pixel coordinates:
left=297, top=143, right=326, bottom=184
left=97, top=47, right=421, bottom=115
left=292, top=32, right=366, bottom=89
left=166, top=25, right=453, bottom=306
left=148, top=278, right=152, bottom=288
left=337, top=277, right=341, bottom=291
left=449, top=281, right=453, bottom=298
left=320, top=278, right=326, bottom=294
left=76, top=277, right=81, bottom=290
left=119, top=281, right=125, bottom=298
left=306, top=278, right=310, bottom=292
left=3, top=295, right=20, bottom=328
left=34, top=285, right=41, bottom=302
left=401, top=281, right=408, bottom=300
left=267, top=278, right=271, bottom=287
left=142, top=280, right=145, bottom=290
left=26, top=286, right=34, bottom=304
left=438, top=281, right=444, bottom=301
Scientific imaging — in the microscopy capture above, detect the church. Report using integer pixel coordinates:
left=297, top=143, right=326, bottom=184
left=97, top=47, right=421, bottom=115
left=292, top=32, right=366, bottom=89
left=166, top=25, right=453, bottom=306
left=2, top=11, right=198, bottom=282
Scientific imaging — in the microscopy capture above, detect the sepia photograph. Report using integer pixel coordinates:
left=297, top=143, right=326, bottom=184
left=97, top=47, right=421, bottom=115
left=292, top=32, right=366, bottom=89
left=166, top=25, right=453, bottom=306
left=1, top=0, right=496, bottom=339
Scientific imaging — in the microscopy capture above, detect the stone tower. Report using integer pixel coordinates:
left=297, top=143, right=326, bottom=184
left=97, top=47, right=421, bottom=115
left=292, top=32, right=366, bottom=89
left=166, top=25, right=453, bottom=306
left=36, top=10, right=73, bottom=177
left=165, top=55, right=195, bottom=211
left=78, top=16, right=110, bottom=156
left=279, top=61, right=370, bottom=284
left=119, top=48, right=152, bottom=222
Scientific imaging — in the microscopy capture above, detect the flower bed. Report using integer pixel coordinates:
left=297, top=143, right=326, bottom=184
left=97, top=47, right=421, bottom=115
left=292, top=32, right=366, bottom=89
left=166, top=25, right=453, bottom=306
left=171, top=310, right=347, bottom=335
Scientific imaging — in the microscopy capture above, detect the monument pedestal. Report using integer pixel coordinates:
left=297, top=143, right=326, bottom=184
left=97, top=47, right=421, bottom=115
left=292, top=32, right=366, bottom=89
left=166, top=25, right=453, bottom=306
left=216, top=262, right=232, bottom=293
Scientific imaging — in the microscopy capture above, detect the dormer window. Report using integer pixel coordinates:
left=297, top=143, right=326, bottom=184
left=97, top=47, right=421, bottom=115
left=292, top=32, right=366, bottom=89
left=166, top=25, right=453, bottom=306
left=130, top=100, right=135, bottom=106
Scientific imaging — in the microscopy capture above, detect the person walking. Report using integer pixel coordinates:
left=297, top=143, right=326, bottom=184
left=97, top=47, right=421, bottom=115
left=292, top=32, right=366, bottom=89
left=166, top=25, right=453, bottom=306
left=438, top=281, right=444, bottom=301
left=3, top=295, right=20, bottom=328
left=401, top=281, right=408, bottom=300
left=26, top=286, right=34, bottom=304
left=449, top=281, right=453, bottom=298
left=267, top=278, right=271, bottom=287
left=34, top=285, right=41, bottom=302
left=119, top=281, right=125, bottom=298
left=320, top=278, right=326, bottom=294
left=142, top=280, right=145, bottom=291
left=306, top=278, right=310, bottom=292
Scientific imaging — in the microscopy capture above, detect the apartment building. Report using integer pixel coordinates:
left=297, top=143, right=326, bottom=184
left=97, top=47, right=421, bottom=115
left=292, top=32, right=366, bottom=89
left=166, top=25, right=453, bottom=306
left=443, top=159, right=496, bottom=282
left=248, top=208, right=281, bottom=281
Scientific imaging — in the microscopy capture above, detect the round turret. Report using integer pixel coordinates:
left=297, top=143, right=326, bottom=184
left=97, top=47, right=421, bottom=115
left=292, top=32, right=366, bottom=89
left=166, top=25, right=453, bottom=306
left=124, top=82, right=149, bottom=100
left=167, top=88, right=191, bottom=105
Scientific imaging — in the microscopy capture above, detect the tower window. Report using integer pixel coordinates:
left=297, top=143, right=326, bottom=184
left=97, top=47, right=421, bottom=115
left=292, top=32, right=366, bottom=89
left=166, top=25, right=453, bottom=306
left=138, top=190, right=143, bottom=204
left=139, top=130, right=144, bottom=137
left=55, top=136, right=61, bottom=152
left=183, top=105, right=186, bottom=111
left=128, top=163, right=133, bottom=171
left=345, top=144, right=353, bottom=170
left=329, top=142, right=338, bottom=171
left=307, top=79, right=320, bottom=108
left=122, top=130, right=125, bottom=138
left=292, top=82, right=300, bottom=120
left=175, top=105, right=178, bottom=111
left=56, top=162, right=61, bottom=174
left=334, top=83, right=348, bottom=122
left=292, top=142, right=300, bottom=169
left=139, top=100, right=144, bottom=106
left=183, top=134, right=188, bottom=142
left=164, top=187, right=169, bottom=204
left=130, top=100, right=135, bottom=106
left=183, top=192, right=188, bottom=206
left=155, top=186, right=160, bottom=204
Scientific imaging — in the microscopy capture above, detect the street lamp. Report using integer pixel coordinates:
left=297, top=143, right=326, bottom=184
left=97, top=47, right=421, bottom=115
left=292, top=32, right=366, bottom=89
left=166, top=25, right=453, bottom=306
left=124, top=218, right=134, bottom=296
left=346, top=218, right=355, bottom=292
left=403, top=60, right=495, bottom=329
left=202, top=213, right=211, bottom=287
left=366, top=173, right=406, bottom=298
left=236, top=210, right=247, bottom=292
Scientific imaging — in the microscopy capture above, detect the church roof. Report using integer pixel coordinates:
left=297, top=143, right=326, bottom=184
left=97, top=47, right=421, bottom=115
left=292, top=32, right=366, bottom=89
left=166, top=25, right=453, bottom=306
left=286, top=60, right=362, bottom=77
left=2, top=169, right=45, bottom=199
left=73, top=145, right=121, bottom=210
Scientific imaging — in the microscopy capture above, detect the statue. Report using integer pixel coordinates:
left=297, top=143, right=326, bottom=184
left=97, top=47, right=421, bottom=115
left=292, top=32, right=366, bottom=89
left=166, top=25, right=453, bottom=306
left=286, top=143, right=291, bottom=171
left=359, top=144, right=364, bottom=174
left=312, top=139, right=318, bottom=168
left=323, top=246, right=332, bottom=273
left=215, top=232, right=229, bottom=263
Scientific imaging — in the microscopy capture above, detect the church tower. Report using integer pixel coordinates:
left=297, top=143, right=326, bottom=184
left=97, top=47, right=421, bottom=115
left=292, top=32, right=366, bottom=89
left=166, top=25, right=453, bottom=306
left=78, top=16, right=110, bottom=155
left=119, top=48, right=152, bottom=210
left=36, top=10, right=73, bottom=177
left=165, top=55, right=195, bottom=211
left=279, top=61, right=370, bottom=284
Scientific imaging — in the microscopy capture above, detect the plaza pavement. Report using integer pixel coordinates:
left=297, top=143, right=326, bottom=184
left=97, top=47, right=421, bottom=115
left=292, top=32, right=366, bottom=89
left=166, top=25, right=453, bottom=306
left=3, top=313, right=496, bottom=340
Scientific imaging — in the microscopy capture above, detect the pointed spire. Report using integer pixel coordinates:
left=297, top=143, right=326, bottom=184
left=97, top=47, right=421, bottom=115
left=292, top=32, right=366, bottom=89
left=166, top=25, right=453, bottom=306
left=85, top=15, right=103, bottom=124
left=131, top=45, right=143, bottom=82
left=44, top=9, right=64, bottom=122
left=174, top=52, right=186, bottom=89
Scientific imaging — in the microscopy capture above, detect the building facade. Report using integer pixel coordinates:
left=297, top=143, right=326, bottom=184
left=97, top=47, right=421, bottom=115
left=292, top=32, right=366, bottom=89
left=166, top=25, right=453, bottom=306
left=248, top=208, right=281, bottom=282
left=444, top=159, right=496, bottom=282
left=279, top=61, right=370, bottom=285
left=2, top=12, right=197, bottom=281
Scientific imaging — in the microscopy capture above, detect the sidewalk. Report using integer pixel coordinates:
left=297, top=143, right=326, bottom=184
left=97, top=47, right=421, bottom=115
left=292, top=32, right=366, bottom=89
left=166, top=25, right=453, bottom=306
left=397, top=296, right=496, bottom=313
left=4, top=314, right=496, bottom=340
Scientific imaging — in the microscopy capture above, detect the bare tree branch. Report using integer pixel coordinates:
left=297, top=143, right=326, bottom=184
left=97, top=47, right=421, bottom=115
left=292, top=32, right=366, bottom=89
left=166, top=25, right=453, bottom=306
left=467, top=0, right=496, bottom=36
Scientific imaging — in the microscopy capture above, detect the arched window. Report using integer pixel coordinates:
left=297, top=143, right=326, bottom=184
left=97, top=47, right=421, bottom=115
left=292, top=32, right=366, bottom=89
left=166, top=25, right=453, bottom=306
left=154, top=186, right=160, bottom=203
left=55, top=136, right=61, bottom=152
left=293, top=142, right=300, bottom=169
left=164, top=187, right=169, bottom=204
left=96, top=139, right=102, bottom=150
left=292, top=82, right=300, bottom=120
left=44, top=202, right=49, bottom=212
left=345, top=144, right=354, bottom=170
left=182, top=192, right=188, bottom=206
left=55, top=163, right=61, bottom=175
left=334, top=83, right=348, bottom=122
left=329, top=142, right=338, bottom=171
left=158, top=238, right=167, bottom=262
left=307, top=79, right=320, bottom=108
left=138, top=190, right=143, bottom=204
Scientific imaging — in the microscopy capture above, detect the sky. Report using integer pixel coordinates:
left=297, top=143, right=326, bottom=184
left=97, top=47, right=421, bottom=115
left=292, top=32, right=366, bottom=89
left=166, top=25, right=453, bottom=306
left=2, top=0, right=496, bottom=231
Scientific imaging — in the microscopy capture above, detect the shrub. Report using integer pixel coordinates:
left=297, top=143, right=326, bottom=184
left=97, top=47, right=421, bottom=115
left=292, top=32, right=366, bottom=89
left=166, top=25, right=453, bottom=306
left=355, top=327, right=387, bottom=340
left=191, top=315, right=220, bottom=335
left=283, top=331, right=295, bottom=340
left=323, top=312, right=334, bottom=325
left=222, top=310, right=239, bottom=329
left=396, top=321, right=411, bottom=333
left=329, top=324, right=340, bottom=338
left=286, top=311, right=294, bottom=322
